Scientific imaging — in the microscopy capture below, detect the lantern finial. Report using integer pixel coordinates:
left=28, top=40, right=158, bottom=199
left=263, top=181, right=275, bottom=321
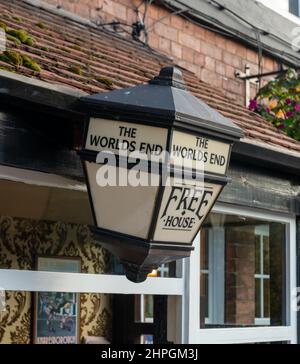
left=149, top=66, right=186, bottom=90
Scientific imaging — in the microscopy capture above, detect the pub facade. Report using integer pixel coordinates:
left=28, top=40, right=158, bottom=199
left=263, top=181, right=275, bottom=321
left=0, top=0, right=299, bottom=344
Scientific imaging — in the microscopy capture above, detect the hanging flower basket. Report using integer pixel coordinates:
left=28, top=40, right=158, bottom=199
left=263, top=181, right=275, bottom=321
left=249, top=69, right=300, bottom=141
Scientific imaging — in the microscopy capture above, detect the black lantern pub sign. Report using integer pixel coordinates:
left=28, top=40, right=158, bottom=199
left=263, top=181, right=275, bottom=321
left=78, top=67, right=243, bottom=283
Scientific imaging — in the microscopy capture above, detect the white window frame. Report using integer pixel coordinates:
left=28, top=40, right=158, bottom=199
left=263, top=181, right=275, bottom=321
left=184, top=203, right=297, bottom=344
left=0, top=270, right=184, bottom=296
left=254, top=225, right=271, bottom=326
left=201, top=228, right=225, bottom=325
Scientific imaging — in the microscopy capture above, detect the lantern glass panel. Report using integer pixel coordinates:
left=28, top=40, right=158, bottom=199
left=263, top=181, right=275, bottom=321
left=85, top=162, right=160, bottom=239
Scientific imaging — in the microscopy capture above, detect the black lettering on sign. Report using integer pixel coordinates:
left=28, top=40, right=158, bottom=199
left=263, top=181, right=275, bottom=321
left=209, top=153, right=226, bottom=166
left=140, top=143, right=163, bottom=156
left=119, top=126, right=137, bottom=138
left=172, top=145, right=208, bottom=162
left=89, top=133, right=163, bottom=156
left=196, top=137, right=209, bottom=149
left=160, top=186, right=215, bottom=232
left=90, top=134, right=101, bottom=147
left=89, top=134, right=137, bottom=151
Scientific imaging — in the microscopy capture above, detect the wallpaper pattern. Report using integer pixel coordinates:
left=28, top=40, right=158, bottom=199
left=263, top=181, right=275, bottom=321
left=0, top=216, right=112, bottom=344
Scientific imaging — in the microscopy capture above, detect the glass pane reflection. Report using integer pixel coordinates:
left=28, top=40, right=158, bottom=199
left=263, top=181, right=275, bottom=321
left=200, top=213, right=286, bottom=328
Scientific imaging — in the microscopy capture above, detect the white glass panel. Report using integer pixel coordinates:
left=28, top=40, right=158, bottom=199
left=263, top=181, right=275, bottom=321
left=86, top=118, right=168, bottom=161
left=86, top=162, right=159, bottom=239
left=153, top=177, right=222, bottom=243
left=171, top=131, right=230, bottom=175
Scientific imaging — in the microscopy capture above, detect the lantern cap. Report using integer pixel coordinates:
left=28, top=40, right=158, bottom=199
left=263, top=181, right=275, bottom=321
left=78, top=66, right=244, bottom=141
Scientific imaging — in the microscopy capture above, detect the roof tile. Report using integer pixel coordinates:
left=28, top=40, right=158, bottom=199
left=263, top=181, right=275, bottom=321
left=0, top=0, right=300, bottom=156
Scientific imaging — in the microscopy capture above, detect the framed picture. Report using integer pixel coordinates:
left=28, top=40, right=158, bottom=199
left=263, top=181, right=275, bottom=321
left=33, top=256, right=81, bottom=344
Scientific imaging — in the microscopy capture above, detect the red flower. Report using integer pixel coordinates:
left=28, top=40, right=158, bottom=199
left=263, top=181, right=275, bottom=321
left=249, top=99, right=257, bottom=111
left=286, top=98, right=292, bottom=105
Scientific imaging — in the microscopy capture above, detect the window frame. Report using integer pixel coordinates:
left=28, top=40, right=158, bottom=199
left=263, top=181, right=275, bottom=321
left=201, top=228, right=225, bottom=325
left=254, top=225, right=271, bottom=326
left=184, top=203, right=297, bottom=344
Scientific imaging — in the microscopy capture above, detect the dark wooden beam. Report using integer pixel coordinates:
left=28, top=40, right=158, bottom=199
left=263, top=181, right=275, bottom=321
left=233, top=142, right=300, bottom=178
left=154, top=295, right=168, bottom=344
left=220, top=161, right=300, bottom=215
left=0, top=70, right=86, bottom=117
left=0, top=105, right=84, bottom=180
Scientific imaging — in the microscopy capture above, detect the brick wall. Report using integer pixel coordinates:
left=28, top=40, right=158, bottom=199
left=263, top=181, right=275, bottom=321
left=225, top=226, right=256, bottom=325
left=44, top=0, right=280, bottom=106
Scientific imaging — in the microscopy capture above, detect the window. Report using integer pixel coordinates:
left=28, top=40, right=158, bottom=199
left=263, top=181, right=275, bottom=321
left=134, top=263, right=175, bottom=344
left=290, top=0, right=300, bottom=16
left=200, top=213, right=287, bottom=328
left=187, top=205, right=297, bottom=344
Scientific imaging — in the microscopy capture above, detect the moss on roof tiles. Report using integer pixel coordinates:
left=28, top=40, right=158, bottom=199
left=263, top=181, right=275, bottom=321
left=12, top=16, right=22, bottom=23
left=0, top=50, right=23, bottom=66
left=95, top=76, right=114, bottom=88
left=70, top=45, right=83, bottom=52
left=6, top=34, right=22, bottom=46
left=0, top=50, right=41, bottom=72
left=68, top=65, right=83, bottom=75
left=0, top=22, right=7, bottom=31
left=5, top=27, right=35, bottom=46
left=22, top=55, right=41, bottom=72
left=35, top=22, right=46, bottom=29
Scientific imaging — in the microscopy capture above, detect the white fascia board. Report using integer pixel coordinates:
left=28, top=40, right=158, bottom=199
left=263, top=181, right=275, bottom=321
left=0, top=165, right=86, bottom=191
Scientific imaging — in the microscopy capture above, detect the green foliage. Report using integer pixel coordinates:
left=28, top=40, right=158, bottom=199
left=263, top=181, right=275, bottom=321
left=249, top=69, right=300, bottom=141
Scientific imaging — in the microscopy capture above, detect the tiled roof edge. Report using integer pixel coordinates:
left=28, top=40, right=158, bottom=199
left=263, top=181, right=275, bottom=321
left=0, top=69, right=87, bottom=110
left=242, top=138, right=300, bottom=159
left=0, top=69, right=87, bottom=97
left=1, top=68, right=300, bottom=162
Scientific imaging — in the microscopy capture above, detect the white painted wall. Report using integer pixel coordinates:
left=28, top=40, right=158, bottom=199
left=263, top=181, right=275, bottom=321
left=256, top=0, right=300, bottom=24
left=257, top=0, right=289, bottom=12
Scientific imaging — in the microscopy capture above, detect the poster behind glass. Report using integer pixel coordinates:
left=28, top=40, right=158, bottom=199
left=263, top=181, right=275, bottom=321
left=34, top=257, right=81, bottom=344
